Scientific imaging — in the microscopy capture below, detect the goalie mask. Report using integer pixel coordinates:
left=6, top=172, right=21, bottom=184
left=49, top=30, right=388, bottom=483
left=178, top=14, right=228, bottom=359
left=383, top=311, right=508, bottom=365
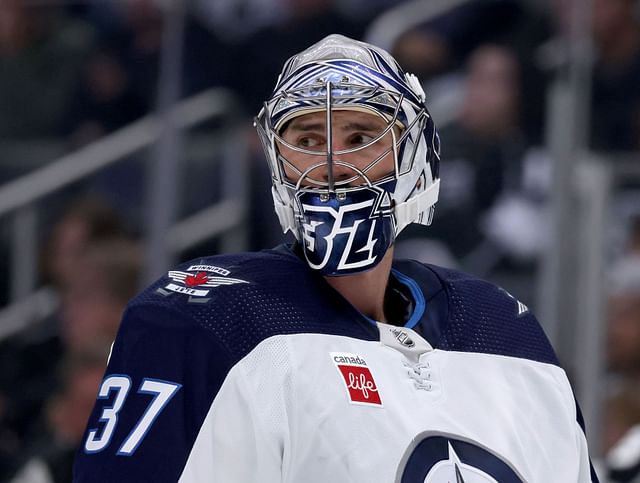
left=255, top=34, right=441, bottom=276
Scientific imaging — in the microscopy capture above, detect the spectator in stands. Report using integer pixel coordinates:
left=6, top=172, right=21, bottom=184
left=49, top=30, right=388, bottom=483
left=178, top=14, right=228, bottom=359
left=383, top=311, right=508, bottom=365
left=397, top=45, right=535, bottom=271
left=604, top=227, right=640, bottom=482
left=193, top=0, right=286, bottom=43
left=234, top=0, right=368, bottom=112
left=392, top=28, right=453, bottom=82
left=0, top=238, right=141, bottom=480
left=8, top=349, right=108, bottom=483
left=43, top=197, right=128, bottom=289
left=602, top=383, right=640, bottom=483
left=0, top=200, right=137, bottom=479
left=63, top=0, right=227, bottom=152
left=58, top=239, right=142, bottom=354
left=549, top=0, right=640, bottom=151
left=390, top=0, right=551, bottom=143
left=607, top=245, right=640, bottom=386
left=0, top=1, right=96, bottom=183
left=590, top=0, right=640, bottom=151
left=0, top=1, right=94, bottom=139
left=88, top=0, right=223, bottom=109
left=64, top=44, right=147, bottom=147
left=88, top=0, right=164, bottom=111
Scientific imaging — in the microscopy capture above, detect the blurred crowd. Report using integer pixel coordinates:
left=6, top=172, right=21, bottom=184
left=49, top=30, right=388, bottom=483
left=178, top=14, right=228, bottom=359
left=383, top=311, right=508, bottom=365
left=1, top=0, right=640, bottom=481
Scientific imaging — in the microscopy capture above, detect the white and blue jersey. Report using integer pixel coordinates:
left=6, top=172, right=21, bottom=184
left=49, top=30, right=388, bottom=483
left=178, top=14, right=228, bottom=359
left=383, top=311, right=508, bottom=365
left=73, top=245, right=599, bottom=482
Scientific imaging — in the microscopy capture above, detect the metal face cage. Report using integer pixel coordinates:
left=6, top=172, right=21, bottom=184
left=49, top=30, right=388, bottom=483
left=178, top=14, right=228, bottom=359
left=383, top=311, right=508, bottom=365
left=256, top=79, right=429, bottom=196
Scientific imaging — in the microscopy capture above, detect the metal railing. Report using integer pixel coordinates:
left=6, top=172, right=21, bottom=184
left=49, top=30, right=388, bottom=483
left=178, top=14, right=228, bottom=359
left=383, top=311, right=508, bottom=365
left=0, top=87, right=249, bottom=338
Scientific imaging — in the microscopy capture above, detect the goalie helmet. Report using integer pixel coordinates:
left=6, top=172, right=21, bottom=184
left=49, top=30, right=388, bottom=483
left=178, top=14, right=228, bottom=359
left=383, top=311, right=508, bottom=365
left=255, top=34, right=440, bottom=276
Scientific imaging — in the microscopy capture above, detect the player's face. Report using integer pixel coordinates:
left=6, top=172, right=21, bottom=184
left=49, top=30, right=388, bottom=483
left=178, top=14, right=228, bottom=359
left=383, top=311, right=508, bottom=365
left=278, top=110, right=397, bottom=187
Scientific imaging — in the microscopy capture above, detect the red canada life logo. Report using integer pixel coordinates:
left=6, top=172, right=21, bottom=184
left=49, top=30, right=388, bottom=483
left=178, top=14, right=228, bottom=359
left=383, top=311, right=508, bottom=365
left=331, top=352, right=382, bottom=407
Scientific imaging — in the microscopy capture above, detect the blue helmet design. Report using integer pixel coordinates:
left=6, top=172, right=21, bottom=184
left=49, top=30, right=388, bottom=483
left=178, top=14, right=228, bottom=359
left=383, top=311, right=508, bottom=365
left=255, top=34, right=440, bottom=276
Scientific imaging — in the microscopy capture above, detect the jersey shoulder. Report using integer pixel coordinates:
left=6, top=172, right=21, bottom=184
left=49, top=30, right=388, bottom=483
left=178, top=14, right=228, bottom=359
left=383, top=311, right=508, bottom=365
left=126, top=246, right=376, bottom=362
left=396, top=260, right=560, bottom=366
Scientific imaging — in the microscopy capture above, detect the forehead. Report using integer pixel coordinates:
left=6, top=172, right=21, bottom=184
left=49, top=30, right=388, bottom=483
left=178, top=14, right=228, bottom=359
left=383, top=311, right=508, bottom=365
left=285, top=110, right=386, bottom=131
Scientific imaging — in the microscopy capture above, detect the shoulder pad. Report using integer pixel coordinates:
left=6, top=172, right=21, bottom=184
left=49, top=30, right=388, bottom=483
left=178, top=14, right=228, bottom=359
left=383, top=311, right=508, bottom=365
left=128, top=247, right=377, bottom=361
left=404, top=262, right=559, bottom=366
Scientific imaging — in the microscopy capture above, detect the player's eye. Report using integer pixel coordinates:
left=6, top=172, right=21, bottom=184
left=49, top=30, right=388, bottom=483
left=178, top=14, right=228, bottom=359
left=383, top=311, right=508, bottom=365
left=298, top=135, right=323, bottom=149
left=349, top=133, right=375, bottom=146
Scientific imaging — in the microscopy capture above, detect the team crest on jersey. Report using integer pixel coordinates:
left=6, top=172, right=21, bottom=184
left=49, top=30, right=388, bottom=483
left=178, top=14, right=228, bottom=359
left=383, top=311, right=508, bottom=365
left=157, top=264, right=248, bottom=299
left=396, top=434, right=524, bottom=483
left=331, top=352, right=382, bottom=407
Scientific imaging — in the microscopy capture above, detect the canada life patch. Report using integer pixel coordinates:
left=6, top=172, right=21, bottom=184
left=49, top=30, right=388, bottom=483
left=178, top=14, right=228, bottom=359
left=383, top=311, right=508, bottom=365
left=331, top=352, right=382, bottom=407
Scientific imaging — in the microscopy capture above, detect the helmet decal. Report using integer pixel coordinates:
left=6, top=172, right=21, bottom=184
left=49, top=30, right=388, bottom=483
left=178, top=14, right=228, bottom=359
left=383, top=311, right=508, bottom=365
left=296, top=182, right=396, bottom=275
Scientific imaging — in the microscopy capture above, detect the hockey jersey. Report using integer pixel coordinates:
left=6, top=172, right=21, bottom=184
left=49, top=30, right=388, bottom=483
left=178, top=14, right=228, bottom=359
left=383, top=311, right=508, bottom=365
left=73, top=245, right=599, bottom=482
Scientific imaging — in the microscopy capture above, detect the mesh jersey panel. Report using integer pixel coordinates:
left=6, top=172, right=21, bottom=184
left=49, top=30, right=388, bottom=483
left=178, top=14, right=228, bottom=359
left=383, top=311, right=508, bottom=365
left=130, top=249, right=378, bottom=364
left=131, top=248, right=558, bottom=367
left=424, top=264, right=560, bottom=366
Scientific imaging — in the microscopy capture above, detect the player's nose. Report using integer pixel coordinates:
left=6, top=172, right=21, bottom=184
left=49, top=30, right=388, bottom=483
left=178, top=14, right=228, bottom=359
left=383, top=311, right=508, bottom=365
left=328, top=161, right=352, bottom=179
left=315, top=159, right=363, bottom=187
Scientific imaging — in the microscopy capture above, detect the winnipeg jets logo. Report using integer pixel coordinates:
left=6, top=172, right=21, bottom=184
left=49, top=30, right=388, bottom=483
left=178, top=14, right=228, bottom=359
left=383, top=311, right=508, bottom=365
left=157, top=265, right=248, bottom=298
left=396, top=434, right=524, bottom=483
left=424, top=443, right=497, bottom=482
left=301, top=199, right=378, bottom=271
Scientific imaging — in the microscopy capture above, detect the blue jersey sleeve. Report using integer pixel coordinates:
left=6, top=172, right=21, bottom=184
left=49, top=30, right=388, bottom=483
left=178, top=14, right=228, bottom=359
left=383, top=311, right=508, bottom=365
left=73, top=303, right=234, bottom=482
